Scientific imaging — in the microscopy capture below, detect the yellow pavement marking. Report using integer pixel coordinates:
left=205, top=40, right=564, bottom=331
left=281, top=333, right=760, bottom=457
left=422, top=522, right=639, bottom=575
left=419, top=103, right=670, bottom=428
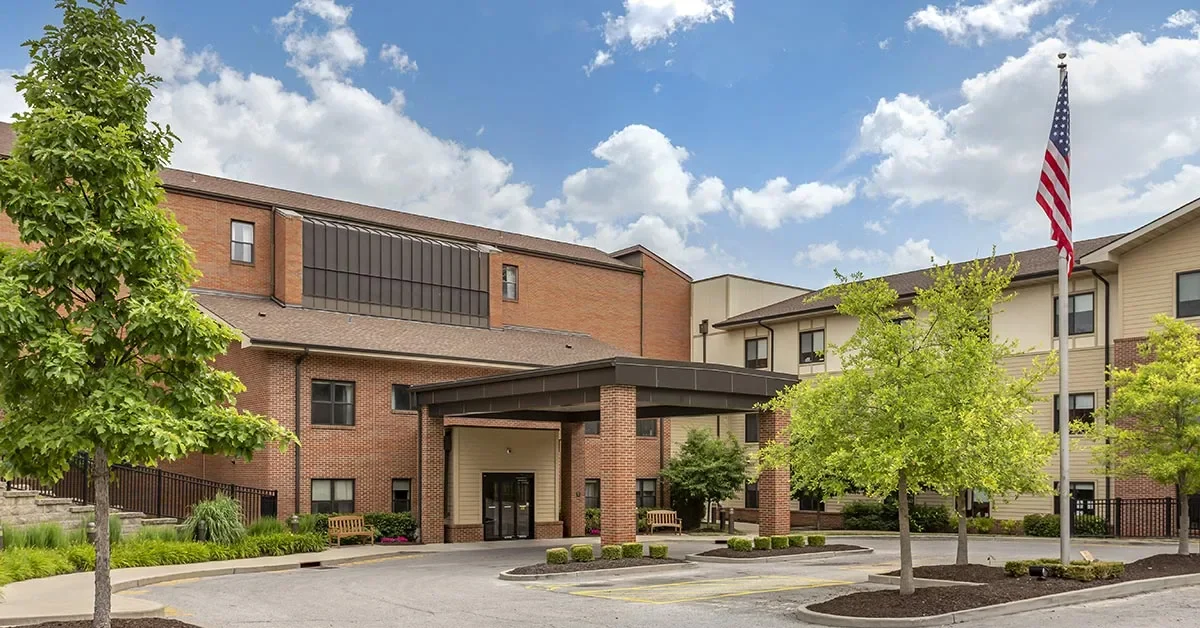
left=567, top=575, right=853, bottom=605
left=163, top=606, right=193, bottom=618
left=838, top=562, right=899, bottom=573
left=150, top=577, right=204, bottom=587
left=339, top=554, right=422, bottom=567
left=118, top=589, right=150, bottom=596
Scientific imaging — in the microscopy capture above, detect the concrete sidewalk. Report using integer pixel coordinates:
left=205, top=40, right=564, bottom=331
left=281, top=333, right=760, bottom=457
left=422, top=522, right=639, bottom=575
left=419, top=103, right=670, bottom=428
left=0, top=544, right=419, bottom=626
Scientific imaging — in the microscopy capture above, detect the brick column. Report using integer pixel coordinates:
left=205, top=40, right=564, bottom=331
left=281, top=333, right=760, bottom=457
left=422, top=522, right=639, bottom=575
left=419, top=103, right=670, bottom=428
left=600, top=385, right=637, bottom=545
left=419, top=406, right=445, bottom=544
left=757, top=408, right=791, bottom=537
left=273, top=208, right=304, bottom=305
left=561, top=422, right=587, bottom=537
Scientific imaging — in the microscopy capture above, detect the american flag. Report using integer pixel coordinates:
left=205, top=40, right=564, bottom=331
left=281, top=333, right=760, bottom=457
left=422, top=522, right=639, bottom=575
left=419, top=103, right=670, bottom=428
left=1035, top=71, right=1073, bottom=272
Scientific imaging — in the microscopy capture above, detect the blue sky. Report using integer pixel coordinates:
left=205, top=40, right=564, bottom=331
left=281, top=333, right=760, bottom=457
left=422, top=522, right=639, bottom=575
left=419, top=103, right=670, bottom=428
left=2, top=1, right=1199, bottom=287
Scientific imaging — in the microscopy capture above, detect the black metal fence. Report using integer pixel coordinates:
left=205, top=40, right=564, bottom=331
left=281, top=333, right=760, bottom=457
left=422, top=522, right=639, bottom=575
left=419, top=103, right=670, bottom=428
left=5, top=454, right=276, bottom=523
left=1065, top=497, right=1200, bottom=538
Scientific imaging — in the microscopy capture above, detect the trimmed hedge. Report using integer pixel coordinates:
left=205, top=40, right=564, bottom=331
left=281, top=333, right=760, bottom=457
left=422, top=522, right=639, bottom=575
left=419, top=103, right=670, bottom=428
left=363, top=512, right=417, bottom=539
left=727, top=537, right=753, bottom=552
left=1074, top=514, right=1109, bottom=537
left=585, top=508, right=602, bottom=533
left=807, top=534, right=826, bottom=547
left=788, top=534, right=806, bottom=547
left=999, top=519, right=1023, bottom=535
left=1004, top=558, right=1124, bottom=581
left=601, top=545, right=623, bottom=560
left=546, top=548, right=569, bottom=564
left=649, top=544, right=668, bottom=559
left=1023, top=514, right=1062, bottom=538
left=622, top=542, right=644, bottom=558
left=753, top=536, right=771, bottom=550
left=770, top=535, right=789, bottom=549
left=570, top=544, right=594, bottom=562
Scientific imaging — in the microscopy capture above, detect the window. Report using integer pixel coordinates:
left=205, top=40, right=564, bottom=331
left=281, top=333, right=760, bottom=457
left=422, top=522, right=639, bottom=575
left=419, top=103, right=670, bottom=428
left=1179, top=271, right=1200, bottom=318
left=1053, top=393, right=1096, bottom=433
left=1053, top=481, right=1096, bottom=516
left=1053, top=292, right=1095, bottom=336
left=231, top=220, right=254, bottom=263
left=800, top=329, right=825, bottom=364
left=745, top=337, right=768, bottom=369
left=312, top=380, right=355, bottom=426
left=584, top=479, right=600, bottom=509
left=970, top=489, right=991, bottom=518
left=311, top=479, right=354, bottom=514
left=795, top=490, right=823, bottom=512
left=391, top=384, right=412, bottom=412
left=636, top=418, right=658, bottom=437
left=744, top=413, right=759, bottom=443
left=892, top=316, right=914, bottom=324
left=636, top=479, right=657, bottom=508
left=391, top=479, right=412, bottom=513
left=744, top=481, right=759, bottom=509
left=583, top=420, right=600, bottom=435
left=502, top=264, right=519, bottom=301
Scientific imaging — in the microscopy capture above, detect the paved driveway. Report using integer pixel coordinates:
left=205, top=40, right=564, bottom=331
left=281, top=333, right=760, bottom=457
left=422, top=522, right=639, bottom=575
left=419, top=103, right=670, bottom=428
left=135, top=536, right=1200, bottom=627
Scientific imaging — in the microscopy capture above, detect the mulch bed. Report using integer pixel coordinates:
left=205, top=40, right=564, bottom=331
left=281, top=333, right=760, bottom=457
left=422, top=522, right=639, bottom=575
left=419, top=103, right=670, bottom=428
left=698, top=544, right=865, bottom=559
left=508, top=557, right=685, bottom=575
left=811, top=554, right=1200, bottom=618
left=26, top=621, right=200, bottom=628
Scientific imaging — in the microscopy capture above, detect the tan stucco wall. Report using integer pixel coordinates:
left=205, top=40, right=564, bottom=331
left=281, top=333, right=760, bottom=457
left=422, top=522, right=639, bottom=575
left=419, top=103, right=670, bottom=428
left=690, top=276, right=807, bottom=369
left=449, top=427, right=559, bottom=526
left=1116, top=214, right=1200, bottom=338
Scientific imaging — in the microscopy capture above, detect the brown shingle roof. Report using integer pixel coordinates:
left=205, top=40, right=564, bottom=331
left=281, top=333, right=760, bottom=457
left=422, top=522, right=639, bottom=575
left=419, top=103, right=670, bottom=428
left=194, top=291, right=629, bottom=368
left=715, top=234, right=1126, bottom=328
left=0, top=121, right=637, bottom=272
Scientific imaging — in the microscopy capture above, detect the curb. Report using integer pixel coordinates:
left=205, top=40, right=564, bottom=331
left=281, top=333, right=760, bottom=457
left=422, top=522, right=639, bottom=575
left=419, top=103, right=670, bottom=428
left=796, top=572, right=1200, bottom=627
left=820, top=533, right=1176, bottom=546
left=865, top=574, right=984, bottom=588
left=498, top=561, right=698, bottom=581
left=685, top=548, right=873, bottom=564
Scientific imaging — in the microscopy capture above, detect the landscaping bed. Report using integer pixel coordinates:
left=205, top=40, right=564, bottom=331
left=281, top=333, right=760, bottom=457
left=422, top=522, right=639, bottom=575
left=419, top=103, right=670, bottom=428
left=509, top=556, right=686, bottom=575
left=699, top=544, right=864, bottom=558
left=811, top=554, right=1200, bottom=618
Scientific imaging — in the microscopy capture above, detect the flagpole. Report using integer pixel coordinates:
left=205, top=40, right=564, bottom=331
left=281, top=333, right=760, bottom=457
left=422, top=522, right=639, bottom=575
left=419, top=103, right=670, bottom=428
left=1057, top=51, right=1072, bottom=566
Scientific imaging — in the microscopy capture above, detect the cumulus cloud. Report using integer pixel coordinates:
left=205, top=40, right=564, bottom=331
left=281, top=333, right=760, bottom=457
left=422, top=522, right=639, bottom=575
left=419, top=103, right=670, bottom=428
left=907, top=0, right=1062, bottom=45
left=0, top=69, right=24, bottom=122
left=878, top=38, right=892, bottom=50
left=587, top=0, right=734, bottom=73
left=794, top=239, right=947, bottom=274
left=583, top=49, right=613, bottom=75
left=379, top=44, right=418, bottom=73
left=864, top=220, right=887, bottom=234
left=1164, top=9, right=1199, bottom=33
left=729, top=178, right=857, bottom=230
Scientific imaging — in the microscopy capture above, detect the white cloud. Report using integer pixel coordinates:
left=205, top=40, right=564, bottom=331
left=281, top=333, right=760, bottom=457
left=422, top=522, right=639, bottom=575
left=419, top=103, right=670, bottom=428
left=272, top=0, right=366, bottom=81
left=907, top=0, right=1061, bottom=45
left=864, top=220, right=887, bottom=234
left=793, top=239, right=947, bottom=273
left=1164, top=9, right=1199, bottom=34
left=730, top=177, right=857, bottom=230
left=653, top=82, right=662, bottom=94
left=379, top=44, right=418, bottom=73
left=0, top=69, right=24, bottom=122
left=855, top=31, right=1200, bottom=241
left=475, top=125, right=485, bottom=137
left=878, top=38, right=892, bottom=50
left=587, top=0, right=734, bottom=73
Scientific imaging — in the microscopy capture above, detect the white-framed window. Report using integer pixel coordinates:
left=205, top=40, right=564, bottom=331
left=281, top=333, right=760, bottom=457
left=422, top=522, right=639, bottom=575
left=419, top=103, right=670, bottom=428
left=312, top=479, right=354, bottom=514
left=1053, top=292, right=1095, bottom=336
left=1178, top=271, right=1200, bottom=318
left=231, top=220, right=255, bottom=263
left=502, top=264, right=519, bottom=301
left=799, top=329, right=824, bottom=364
left=1053, top=392, right=1096, bottom=433
left=745, top=337, right=768, bottom=369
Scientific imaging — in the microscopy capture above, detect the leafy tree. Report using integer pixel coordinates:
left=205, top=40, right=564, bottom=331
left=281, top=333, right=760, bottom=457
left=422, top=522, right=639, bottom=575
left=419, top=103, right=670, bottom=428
left=761, top=257, right=1054, bottom=594
left=661, top=428, right=752, bottom=529
left=1084, top=315, right=1200, bottom=556
left=0, top=2, right=294, bottom=626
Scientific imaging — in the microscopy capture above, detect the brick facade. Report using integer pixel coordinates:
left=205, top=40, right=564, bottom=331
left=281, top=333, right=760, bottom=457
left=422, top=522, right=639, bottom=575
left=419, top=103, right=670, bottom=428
left=560, top=422, right=587, bottom=537
left=755, top=408, right=792, bottom=536
left=599, top=385, right=638, bottom=545
left=1111, top=336, right=1176, bottom=499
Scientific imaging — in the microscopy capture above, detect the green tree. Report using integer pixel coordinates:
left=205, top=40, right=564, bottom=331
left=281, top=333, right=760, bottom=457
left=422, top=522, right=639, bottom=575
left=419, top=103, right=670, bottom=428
left=661, top=428, right=752, bottom=529
left=761, top=257, right=1054, bottom=594
left=1084, top=315, right=1200, bottom=556
left=0, top=2, right=295, bottom=626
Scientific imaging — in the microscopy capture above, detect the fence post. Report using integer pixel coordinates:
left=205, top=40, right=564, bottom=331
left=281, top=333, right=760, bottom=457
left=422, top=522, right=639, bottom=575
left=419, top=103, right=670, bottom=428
left=155, top=468, right=164, bottom=518
left=1166, top=499, right=1174, bottom=538
left=1114, top=498, right=1122, bottom=537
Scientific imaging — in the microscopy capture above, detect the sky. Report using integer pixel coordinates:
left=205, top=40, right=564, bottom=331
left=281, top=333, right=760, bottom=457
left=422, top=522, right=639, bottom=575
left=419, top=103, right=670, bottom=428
left=2, top=0, right=1199, bottom=288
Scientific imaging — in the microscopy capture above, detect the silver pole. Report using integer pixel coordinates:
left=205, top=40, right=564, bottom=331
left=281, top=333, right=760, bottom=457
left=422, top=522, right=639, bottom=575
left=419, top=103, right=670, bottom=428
left=1057, top=53, right=1072, bottom=566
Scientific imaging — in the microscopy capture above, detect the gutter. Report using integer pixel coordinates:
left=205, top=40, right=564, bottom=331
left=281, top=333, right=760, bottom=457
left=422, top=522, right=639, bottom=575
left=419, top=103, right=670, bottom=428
left=292, top=349, right=309, bottom=515
left=1092, top=269, right=1113, bottom=501
left=758, top=321, right=775, bottom=371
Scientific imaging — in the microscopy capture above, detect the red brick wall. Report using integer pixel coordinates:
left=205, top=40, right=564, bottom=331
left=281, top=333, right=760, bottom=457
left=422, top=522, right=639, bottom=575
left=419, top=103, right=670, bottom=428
left=637, top=254, right=691, bottom=361
left=165, top=191, right=274, bottom=296
left=599, top=385, right=638, bottom=544
left=273, top=209, right=303, bottom=305
left=1112, top=336, right=1175, bottom=499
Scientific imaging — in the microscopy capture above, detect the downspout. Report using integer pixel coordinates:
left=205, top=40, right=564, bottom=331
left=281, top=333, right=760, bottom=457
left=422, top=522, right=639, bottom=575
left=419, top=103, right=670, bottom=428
left=269, top=208, right=276, bottom=301
left=417, top=407, right=423, bottom=541
left=292, top=349, right=309, bottom=515
left=1092, top=269, right=1113, bottom=501
left=658, top=417, right=665, bottom=508
left=639, top=271, right=645, bottom=356
left=699, top=319, right=709, bottom=364
left=758, top=322, right=775, bottom=371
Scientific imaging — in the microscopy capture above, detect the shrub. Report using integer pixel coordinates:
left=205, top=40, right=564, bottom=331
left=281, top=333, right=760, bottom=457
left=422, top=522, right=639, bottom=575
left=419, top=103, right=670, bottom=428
left=111, top=540, right=213, bottom=568
left=910, top=504, right=954, bottom=533
left=622, top=542, right=644, bottom=558
left=788, top=534, right=806, bottom=547
left=999, top=519, right=1023, bottom=536
left=807, top=535, right=826, bottom=547
left=770, top=535, right=789, bottom=549
left=135, top=526, right=182, bottom=543
left=601, top=544, right=623, bottom=560
left=2, top=522, right=75, bottom=550
left=182, top=494, right=246, bottom=545
left=649, top=544, right=668, bottom=559
left=1063, top=564, right=1095, bottom=582
left=64, top=543, right=96, bottom=571
left=298, top=513, right=330, bottom=536
left=546, top=548, right=569, bottom=564
left=1093, top=561, right=1125, bottom=579
left=0, top=547, right=75, bottom=583
left=1023, top=514, right=1061, bottom=537
left=636, top=508, right=652, bottom=533
left=362, top=512, right=417, bottom=539
left=727, top=537, right=753, bottom=552
left=842, top=501, right=894, bottom=531
left=243, top=533, right=326, bottom=557
left=1004, top=558, right=1062, bottom=578
left=76, top=514, right=122, bottom=546
left=570, top=544, right=594, bottom=562
left=1074, top=514, right=1109, bottom=537
left=247, top=517, right=288, bottom=537
left=968, top=517, right=994, bottom=534
left=585, top=508, right=602, bottom=534
left=753, top=536, right=771, bottom=550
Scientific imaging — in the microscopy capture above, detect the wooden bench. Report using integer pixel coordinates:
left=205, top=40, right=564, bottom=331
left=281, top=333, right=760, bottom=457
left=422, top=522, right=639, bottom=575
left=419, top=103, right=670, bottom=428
left=328, top=515, right=377, bottom=546
left=645, top=510, right=682, bottom=534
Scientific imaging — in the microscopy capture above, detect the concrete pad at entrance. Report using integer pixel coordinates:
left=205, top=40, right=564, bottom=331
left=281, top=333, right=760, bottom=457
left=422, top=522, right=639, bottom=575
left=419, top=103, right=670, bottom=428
left=563, top=575, right=855, bottom=604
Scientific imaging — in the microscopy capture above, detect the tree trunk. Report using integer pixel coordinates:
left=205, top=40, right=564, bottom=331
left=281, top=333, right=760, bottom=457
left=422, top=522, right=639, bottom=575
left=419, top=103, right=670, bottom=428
left=898, top=468, right=914, bottom=595
left=93, top=447, right=112, bottom=628
left=956, top=489, right=969, bottom=566
left=1177, top=478, right=1190, bottom=557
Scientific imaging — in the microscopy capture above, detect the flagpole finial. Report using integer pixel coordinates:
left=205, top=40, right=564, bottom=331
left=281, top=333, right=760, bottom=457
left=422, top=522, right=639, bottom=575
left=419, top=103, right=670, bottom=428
left=1057, top=52, right=1067, bottom=68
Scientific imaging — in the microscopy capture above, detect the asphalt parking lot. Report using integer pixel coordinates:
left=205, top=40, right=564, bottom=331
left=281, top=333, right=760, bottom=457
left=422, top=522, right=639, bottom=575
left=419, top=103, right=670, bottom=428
left=135, top=535, right=1200, bottom=627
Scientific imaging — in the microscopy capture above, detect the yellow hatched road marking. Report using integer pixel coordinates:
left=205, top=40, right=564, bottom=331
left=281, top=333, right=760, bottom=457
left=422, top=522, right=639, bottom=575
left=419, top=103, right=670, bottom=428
left=340, top=554, right=423, bottom=567
left=567, top=575, right=853, bottom=605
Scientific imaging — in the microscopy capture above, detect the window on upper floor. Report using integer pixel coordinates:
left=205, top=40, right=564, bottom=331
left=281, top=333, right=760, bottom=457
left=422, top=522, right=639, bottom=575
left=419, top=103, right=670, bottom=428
left=231, top=220, right=254, bottom=264
left=636, top=418, right=658, bottom=437
left=502, top=264, right=519, bottom=301
left=1179, top=271, right=1200, bottom=319
left=1053, top=292, right=1094, bottom=336
left=312, top=380, right=355, bottom=426
left=744, top=413, right=759, bottom=443
left=799, top=329, right=825, bottom=364
left=1053, top=392, right=1095, bottom=433
left=745, top=337, right=768, bottom=369
left=391, top=384, right=412, bottom=412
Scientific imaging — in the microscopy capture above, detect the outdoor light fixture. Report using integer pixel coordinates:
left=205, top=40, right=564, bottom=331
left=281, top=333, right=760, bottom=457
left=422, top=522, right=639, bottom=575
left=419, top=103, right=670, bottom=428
left=1029, top=565, right=1049, bottom=580
left=0, top=526, right=4, bottom=551
left=86, top=521, right=97, bottom=545
left=699, top=319, right=709, bottom=335
left=197, top=518, right=209, bottom=542
left=289, top=514, right=300, bottom=534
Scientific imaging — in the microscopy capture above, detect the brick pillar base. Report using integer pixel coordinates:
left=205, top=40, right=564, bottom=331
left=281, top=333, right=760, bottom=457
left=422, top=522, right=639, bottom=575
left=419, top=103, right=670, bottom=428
left=419, top=406, right=445, bottom=544
left=561, top=421, right=587, bottom=537
left=758, top=408, right=791, bottom=537
left=600, top=385, right=637, bottom=545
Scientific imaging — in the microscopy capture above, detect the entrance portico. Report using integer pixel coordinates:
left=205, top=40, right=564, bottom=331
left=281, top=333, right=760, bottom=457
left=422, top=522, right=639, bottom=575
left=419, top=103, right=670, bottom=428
left=412, top=357, right=796, bottom=545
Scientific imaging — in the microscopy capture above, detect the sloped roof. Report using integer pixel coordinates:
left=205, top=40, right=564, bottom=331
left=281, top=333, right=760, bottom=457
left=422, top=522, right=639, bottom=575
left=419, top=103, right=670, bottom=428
left=194, top=291, right=629, bottom=368
left=715, top=234, right=1125, bottom=328
left=0, top=121, right=637, bottom=272
left=1081, top=195, right=1200, bottom=264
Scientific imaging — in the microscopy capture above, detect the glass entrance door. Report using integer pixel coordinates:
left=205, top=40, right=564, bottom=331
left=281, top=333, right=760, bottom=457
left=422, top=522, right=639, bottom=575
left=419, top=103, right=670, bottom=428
left=482, top=473, right=534, bottom=541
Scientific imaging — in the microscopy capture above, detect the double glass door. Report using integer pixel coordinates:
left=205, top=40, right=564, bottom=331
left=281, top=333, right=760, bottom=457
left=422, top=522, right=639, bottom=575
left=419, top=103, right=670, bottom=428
left=482, top=473, right=533, bottom=540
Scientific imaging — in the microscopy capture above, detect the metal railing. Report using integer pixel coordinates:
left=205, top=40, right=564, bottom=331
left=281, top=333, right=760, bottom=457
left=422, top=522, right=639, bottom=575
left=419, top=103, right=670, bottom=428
left=4, top=454, right=276, bottom=523
left=1065, top=497, right=1200, bottom=538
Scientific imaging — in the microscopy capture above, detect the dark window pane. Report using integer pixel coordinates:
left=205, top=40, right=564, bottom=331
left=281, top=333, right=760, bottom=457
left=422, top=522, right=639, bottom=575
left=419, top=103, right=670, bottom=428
left=1179, top=272, right=1200, bottom=318
left=745, top=413, right=759, bottom=443
left=636, top=418, right=657, bottom=437
left=800, top=330, right=824, bottom=363
left=745, top=338, right=768, bottom=369
left=312, top=403, right=332, bottom=425
left=744, top=481, right=759, bottom=509
left=584, top=479, right=600, bottom=509
left=392, top=384, right=412, bottom=411
left=583, top=420, right=600, bottom=435
left=312, top=382, right=331, bottom=402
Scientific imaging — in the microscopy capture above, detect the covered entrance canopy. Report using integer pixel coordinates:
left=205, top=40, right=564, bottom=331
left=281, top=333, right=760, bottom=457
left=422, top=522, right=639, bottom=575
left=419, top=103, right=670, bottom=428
left=411, top=357, right=797, bottom=545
